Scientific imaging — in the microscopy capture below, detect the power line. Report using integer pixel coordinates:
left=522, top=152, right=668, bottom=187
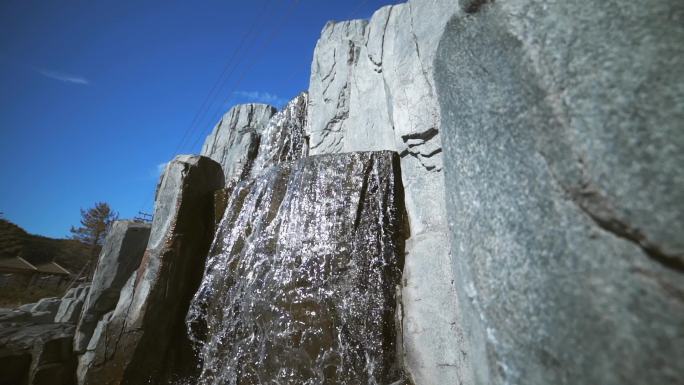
left=187, top=0, right=302, bottom=151
left=134, top=0, right=281, bottom=217
left=173, top=0, right=276, bottom=155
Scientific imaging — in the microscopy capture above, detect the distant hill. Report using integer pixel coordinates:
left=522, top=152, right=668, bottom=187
left=0, top=219, right=93, bottom=273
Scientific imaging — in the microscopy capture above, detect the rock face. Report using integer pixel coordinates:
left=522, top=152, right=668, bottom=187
left=2, top=1, right=677, bottom=385
left=74, top=221, right=151, bottom=353
left=77, top=155, right=224, bottom=385
left=54, top=285, right=90, bottom=324
left=201, top=103, right=277, bottom=184
left=30, top=298, right=62, bottom=318
left=3, top=300, right=62, bottom=325
left=0, top=323, right=76, bottom=385
left=305, top=1, right=465, bottom=383
left=201, top=94, right=309, bottom=188
left=435, top=1, right=684, bottom=384
left=188, top=151, right=409, bottom=385
left=250, top=92, right=308, bottom=175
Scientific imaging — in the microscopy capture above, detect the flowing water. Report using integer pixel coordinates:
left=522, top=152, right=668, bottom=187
left=186, top=152, right=408, bottom=385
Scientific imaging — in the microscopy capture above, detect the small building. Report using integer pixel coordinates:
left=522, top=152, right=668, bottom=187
left=0, top=256, right=72, bottom=289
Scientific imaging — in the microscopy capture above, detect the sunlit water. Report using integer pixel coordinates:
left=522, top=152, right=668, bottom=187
left=186, top=152, right=408, bottom=385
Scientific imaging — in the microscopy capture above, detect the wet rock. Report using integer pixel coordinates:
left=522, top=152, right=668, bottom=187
left=250, top=92, right=308, bottom=175
left=435, top=1, right=684, bottom=384
left=188, top=151, right=408, bottom=385
left=73, top=221, right=151, bottom=353
left=305, top=1, right=465, bottom=383
left=201, top=103, right=276, bottom=184
left=0, top=322, right=76, bottom=385
left=77, top=155, right=224, bottom=385
left=54, top=285, right=89, bottom=324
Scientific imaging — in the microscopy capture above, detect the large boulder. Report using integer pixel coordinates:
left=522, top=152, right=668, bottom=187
left=77, top=155, right=224, bottom=385
left=73, top=221, right=150, bottom=353
left=188, top=151, right=409, bottom=384
left=200, top=103, right=276, bottom=184
left=435, top=1, right=684, bottom=384
left=0, top=322, right=76, bottom=385
left=304, top=1, right=466, bottom=383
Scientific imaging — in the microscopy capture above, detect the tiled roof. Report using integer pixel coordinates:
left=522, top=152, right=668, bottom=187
left=0, top=257, right=71, bottom=276
left=0, top=256, right=36, bottom=272
left=34, top=261, right=71, bottom=275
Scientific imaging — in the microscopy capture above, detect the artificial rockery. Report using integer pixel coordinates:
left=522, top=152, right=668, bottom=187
left=2, top=0, right=682, bottom=384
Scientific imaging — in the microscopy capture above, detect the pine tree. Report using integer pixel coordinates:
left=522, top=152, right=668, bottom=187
left=70, top=202, right=119, bottom=262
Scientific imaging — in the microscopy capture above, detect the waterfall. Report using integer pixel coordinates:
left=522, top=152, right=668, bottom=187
left=186, top=151, right=409, bottom=385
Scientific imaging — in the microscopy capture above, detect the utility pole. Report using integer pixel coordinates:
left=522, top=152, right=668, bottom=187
left=133, top=211, right=153, bottom=223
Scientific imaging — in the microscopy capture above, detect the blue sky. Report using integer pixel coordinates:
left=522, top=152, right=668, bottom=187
left=0, top=0, right=401, bottom=238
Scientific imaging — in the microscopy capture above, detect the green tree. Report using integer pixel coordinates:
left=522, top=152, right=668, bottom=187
left=70, top=202, right=118, bottom=261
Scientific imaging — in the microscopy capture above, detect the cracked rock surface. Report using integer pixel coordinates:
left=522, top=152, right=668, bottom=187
left=54, top=285, right=89, bottom=324
left=436, top=1, right=684, bottom=384
left=73, top=221, right=150, bottom=353
left=201, top=103, right=276, bottom=184
left=305, top=1, right=466, bottom=384
left=77, top=155, right=224, bottom=385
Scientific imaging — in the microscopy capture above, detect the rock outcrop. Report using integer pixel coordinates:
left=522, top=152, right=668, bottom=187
left=305, top=1, right=465, bottom=383
left=30, top=297, right=62, bottom=319
left=250, top=92, right=308, bottom=175
left=78, top=155, right=224, bottom=385
left=201, top=94, right=309, bottom=188
left=54, top=285, right=89, bottom=324
left=74, top=221, right=150, bottom=353
left=0, top=322, right=76, bottom=385
left=435, top=1, right=684, bottom=384
left=188, top=151, right=409, bottom=384
left=5, top=0, right=682, bottom=384
left=200, top=103, right=276, bottom=184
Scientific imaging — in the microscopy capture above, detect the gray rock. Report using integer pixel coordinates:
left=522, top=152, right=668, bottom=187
left=28, top=311, right=57, bottom=324
left=0, top=322, right=76, bottom=385
left=73, top=221, right=150, bottom=353
left=250, top=92, right=308, bottom=175
left=76, top=312, right=112, bottom=384
left=435, top=1, right=684, bottom=384
left=31, top=297, right=62, bottom=319
left=18, top=303, right=37, bottom=312
left=188, top=151, right=409, bottom=384
left=78, top=155, right=224, bottom=385
left=200, top=103, right=276, bottom=183
left=305, top=1, right=465, bottom=383
left=54, top=285, right=89, bottom=324
left=0, top=308, right=31, bottom=323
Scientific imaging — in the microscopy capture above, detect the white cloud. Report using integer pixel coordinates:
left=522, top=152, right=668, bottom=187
left=233, top=91, right=287, bottom=107
left=36, top=68, right=90, bottom=85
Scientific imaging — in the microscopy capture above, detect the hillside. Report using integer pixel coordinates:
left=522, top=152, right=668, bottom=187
left=0, top=219, right=92, bottom=273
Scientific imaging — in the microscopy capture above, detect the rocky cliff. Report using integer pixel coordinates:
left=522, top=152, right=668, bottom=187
left=78, top=156, right=224, bottom=384
left=3, top=0, right=682, bottom=384
left=305, top=1, right=467, bottom=383
left=435, top=1, right=684, bottom=384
